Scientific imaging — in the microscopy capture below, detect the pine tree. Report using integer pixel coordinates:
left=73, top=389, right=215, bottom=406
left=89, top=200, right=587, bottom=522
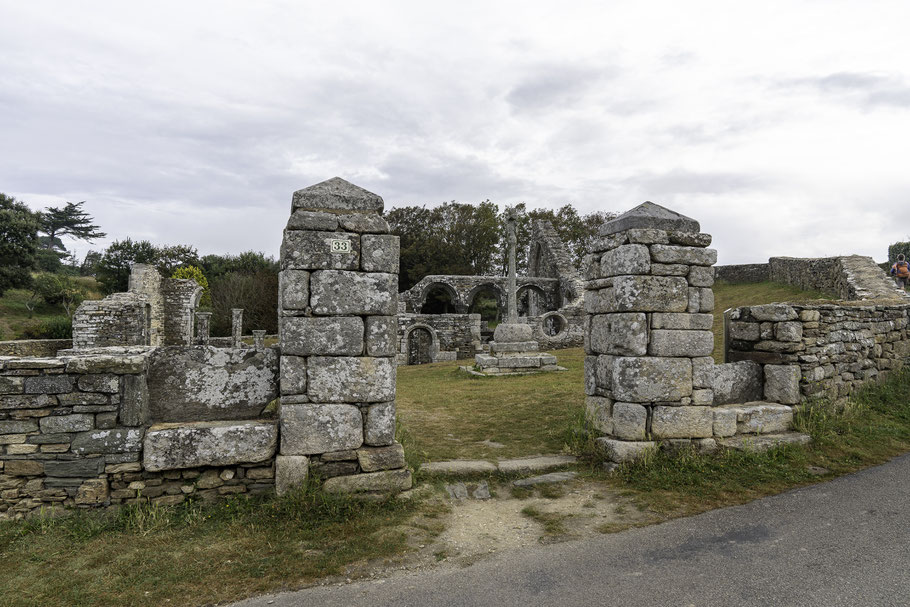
left=39, top=201, right=106, bottom=252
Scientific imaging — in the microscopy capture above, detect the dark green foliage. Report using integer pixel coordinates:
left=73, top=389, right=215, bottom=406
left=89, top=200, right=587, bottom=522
left=80, top=250, right=102, bottom=276
left=888, top=240, right=910, bottom=264
left=30, top=273, right=85, bottom=318
left=200, top=251, right=278, bottom=279
left=209, top=270, right=279, bottom=336
left=0, top=193, right=40, bottom=297
left=388, top=201, right=616, bottom=290
left=22, top=316, right=73, bottom=339
left=388, top=201, right=501, bottom=291
left=38, top=201, right=106, bottom=252
left=94, top=239, right=199, bottom=294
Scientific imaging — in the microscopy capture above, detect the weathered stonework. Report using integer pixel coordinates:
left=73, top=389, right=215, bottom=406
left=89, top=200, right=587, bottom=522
left=276, top=178, right=410, bottom=495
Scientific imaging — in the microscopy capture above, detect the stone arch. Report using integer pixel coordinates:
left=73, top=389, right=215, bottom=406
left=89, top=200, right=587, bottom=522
left=418, top=282, right=462, bottom=314
left=538, top=311, right=569, bottom=339
left=404, top=323, right=439, bottom=365
left=516, top=283, right=551, bottom=316
left=466, top=283, right=506, bottom=320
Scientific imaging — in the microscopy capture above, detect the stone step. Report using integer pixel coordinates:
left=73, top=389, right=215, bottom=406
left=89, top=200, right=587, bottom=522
left=420, top=454, right=577, bottom=476
left=712, top=402, right=794, bottom=436
left=512, top=471, right=578, bottom=487
left=717, top=432, right=811, bottom=452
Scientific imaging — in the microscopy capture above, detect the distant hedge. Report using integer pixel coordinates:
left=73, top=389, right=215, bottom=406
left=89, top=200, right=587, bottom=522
left=889, top=240, right=910, bottom=263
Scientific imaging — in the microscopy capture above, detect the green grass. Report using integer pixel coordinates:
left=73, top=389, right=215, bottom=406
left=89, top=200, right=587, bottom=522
left=712, top=281, right=832, bottom=362
left=0, top=276, right=102, bottom=340
left=0, top=486, right=418, bottom=607
left=396, top=280, right=829, bottom=462
left=396, top=349, right=585, bottom=462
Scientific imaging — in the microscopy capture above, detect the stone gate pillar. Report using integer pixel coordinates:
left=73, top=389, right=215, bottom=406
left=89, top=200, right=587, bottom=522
left=584, top=202, right=717, bottom=462
left=275, top=177, right=411, bottom=495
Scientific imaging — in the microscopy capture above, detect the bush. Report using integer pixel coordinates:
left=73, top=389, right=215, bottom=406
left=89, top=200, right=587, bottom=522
left=209, top=270, right=278, bottom=336
left=22, top=316, right=72, bottom=339
left=888, top=240, right=910, bottom=263
left=171, top=266, right=210, bottom=307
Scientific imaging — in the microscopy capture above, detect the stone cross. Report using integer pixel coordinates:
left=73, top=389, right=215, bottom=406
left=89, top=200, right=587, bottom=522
left=506, top=209, right=519, bottom=324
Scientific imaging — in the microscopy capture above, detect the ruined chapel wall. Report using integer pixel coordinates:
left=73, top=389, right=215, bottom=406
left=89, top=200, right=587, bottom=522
left=397, top=313, right=481, bottom=361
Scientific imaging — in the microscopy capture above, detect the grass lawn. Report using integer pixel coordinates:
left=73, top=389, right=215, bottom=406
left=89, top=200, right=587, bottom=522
left=396, top=348, right=585, bottom=463
left=0, top=487, right=418, bottom=607
left=398, top=280, right=832, bottom=461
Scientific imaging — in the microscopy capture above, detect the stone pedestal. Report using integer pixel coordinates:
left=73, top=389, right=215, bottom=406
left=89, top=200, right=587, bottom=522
left=275, top=177, right=411, bottom=495
left=470, top=324, right=563, bottom=375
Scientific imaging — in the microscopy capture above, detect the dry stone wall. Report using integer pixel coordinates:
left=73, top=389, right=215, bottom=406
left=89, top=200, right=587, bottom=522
left=0, top=348, right=279, bottom=519
left=397, top=313, right=481, bottom=363
left=0, top=340, right=73, bottom=358
left=727, top=302, right=910, bottom=400
left=276, top=178, right=411, bottom=496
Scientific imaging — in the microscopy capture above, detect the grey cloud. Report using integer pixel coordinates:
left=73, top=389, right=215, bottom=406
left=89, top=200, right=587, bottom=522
left=506, top=65, right=618, bottom=112
left=782, top=71, right=910, bottom=109
left=377, top=149, right=533, bottom=206
left=621, top=169, right=767, bottom=197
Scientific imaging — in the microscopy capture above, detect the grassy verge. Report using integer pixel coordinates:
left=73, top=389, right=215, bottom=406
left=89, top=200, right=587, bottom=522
left=602, top=368, right=910, bottom=518
left=0, top=487, right=417, bottom=607
left=396, top=349, right=585, bottom=462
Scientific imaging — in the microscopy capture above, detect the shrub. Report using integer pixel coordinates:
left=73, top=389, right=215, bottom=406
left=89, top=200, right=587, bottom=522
left=22, top=316, right=73, bottom=339
left=888, top=240, right=910, bottom=263
left=172, top=265, right=211, bottom=307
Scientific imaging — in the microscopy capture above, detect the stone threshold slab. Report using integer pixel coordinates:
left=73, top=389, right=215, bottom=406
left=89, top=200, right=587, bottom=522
left=459, top=365, right=568, bottom=377
left=717, top=432, right=811, bottom=452
left=420, top=454, right=577, bottom=476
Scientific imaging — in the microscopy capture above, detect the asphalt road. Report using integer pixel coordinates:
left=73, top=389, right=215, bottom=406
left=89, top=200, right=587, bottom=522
left=234, top=454, right=910, bottom=607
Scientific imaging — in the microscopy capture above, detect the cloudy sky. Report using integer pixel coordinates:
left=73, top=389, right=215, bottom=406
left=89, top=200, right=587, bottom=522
left=2, top=0, right=909, bottom=265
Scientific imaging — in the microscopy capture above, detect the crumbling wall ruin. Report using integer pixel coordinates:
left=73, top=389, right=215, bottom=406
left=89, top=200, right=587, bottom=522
left=0, top=346, right=279, bottom=518
left=72, top=265, right=204, bottom=349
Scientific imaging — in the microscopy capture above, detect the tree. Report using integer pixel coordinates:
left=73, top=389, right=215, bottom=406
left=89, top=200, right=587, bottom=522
left=28, top=273, right=85, bottom=318
left=172, top=266, right=211, bottom=307
left=0, top=193, right=40, bottom=297
left=39, top=201, right=106, bottom=252
left=388, top=201, right=501, bottom=290
left=888, top=240, right=910, bottom=264
left=94, top=239, right=161, bottom=293
left=94, top=239, right=200, bottom=294
left=200, top=251, right=278, bottom=280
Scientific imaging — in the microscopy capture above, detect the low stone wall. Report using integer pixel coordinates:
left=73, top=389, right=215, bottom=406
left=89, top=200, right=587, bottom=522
left=0, top=350, right=278, bottom=519
left=397, top=313, right=482, bottom=363
left=727, top=302, right=910, bottom=400
left=715, top=264, right=770, bottom=284
left=0, top=340, right=73, bottom=358
left=716, top=256, right=907, bottom=302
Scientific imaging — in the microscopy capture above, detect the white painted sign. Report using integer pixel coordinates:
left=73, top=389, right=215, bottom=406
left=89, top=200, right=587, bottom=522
left=330, top=239, right=353, bottom=253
